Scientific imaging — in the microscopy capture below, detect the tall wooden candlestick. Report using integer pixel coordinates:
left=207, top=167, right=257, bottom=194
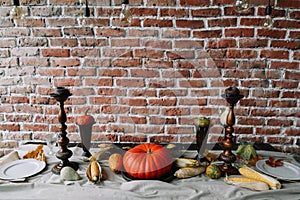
left=219, top=86, right=243, bottom=175
left=50, top=87, right=78, bottom=174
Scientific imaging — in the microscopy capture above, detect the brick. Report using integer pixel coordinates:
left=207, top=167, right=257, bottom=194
left=241, top=80, right=269, bottom=88
left=142, top=39, right=172, bottom=49
left=180, top=0, right=210, bottom=6
left=149, top=116, right=176, bottom=125
left=84, top=78, right=113, bottom=86
left=98, top=69, right=128, bottom=77
left=146, top=0, right=176, bottom=6
left=47, top=18, right=76, bottom=27
left=42, top=49, right=69, bottom=57
left=162, top=107, right=190, bottom=116
left=238, top=117, right=265, bottom=126
left=120, top=135, right=147, bottom=142
left=107, top=124, right=134, bottom=133
left=289, top=31, right=300, bottom=39
left=239, top=39, right=268, bottom=48
left=223, top=69, right=251, bottom=78
left=193, top=30, right=222, bottom=38
left=131, top=8, right=157, bottom=16
left=71, top=48, right=100, bottom=57
left=101, top=105, right=129, bottom=114
left=271, top=40, right=300, bottom=49
left=150, top=135, right=178, bottom=143
left=285, top=70, right=300, bottom=80
left=178, top=98, right=207, bottom=106
left=267, top=119, right=293, bottom=127
left=285, top=128, right=300, bottom=136
left=134, top=49, right=164, bottom=58
left=144, top=19, right=173, bottom=27
left=161, top=8, right=188, bottom=17
left=208, top=18, right=237, bottom=27
left=269, top=100, right=297, bottom=108
left=256, top=127, right=281, bottom=135
left=63, top=27, right=94, bottom=36
left=192, top=8, right=221, bottom=17
left=148, top=80, right=174, bottom=88
left=0, top=124, right=20, bottom=131
left=277, top=0, right=300, bottom=8
left=83, top=58, right=110, bottom=67
left=149, top=98, right=176, bottom=106
left=37, top=67, right=64, bottom=76
left=136, top=125, right=164, bottom=134
left=166, top=50, right=194, bottom=59
left=116, top=79, right=145, bottom=87
left=144, top=60, right=173, bottom=68
left=51, top=58, right=80, bottom=67
left=257, top=29, right=286, bottom=38
left=16, top=19, right=45, bottom=27
left=240, top=99, right=267, bottom=107
left=95, top=28, right=126, bottom=37
left=120, top=98, right=147, bottom=106
left=252, top=90, right=280, bottom=98
left=166, top=126, right=193, bottom=134
left=23, top=123, right=48, bottom=131
left=32, top=28, right=62, bottom=37
left=53, top=77, right=81, bottom=87
left=162, top=70, right=190, bottom=78
left=131, top=107, right=159, bottom=115
left=119, top=116, right=147, bottom=124
left=128, top=29, right=158, bottom=37
left=97, top=88, right=126, bottom=96
left=111, top=38, right=139, bottom=47
left=112, top=59, right=141, bottom=67
left=225, top=28, right=254, bottom=37
left=270, top=61, right=299, bottom=69
left=207, top=39, right=236, bottom=49
left=130, top=69, right=159, bottom=77
left=176, top=20, right=205, bottom=28
left=89, top=97, right=116, bottom=104
left=272, top=80, right=299, bottom=89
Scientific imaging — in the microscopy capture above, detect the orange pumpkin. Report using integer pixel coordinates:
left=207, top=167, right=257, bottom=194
left=76, top=115, right=95, bottom=126
left=123, top=143, right=173, bottom=180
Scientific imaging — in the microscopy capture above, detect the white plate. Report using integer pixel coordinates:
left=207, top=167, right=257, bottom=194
left=256, top=159, right=300, bottom=180
left=0, top=159, right=46, bottom=180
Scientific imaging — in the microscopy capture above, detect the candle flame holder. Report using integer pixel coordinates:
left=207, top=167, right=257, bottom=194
left=50, top=87, right=78, bottom=174
left=218, top=86, right=244, bottom=175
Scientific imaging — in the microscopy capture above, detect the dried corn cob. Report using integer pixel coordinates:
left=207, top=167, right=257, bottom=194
left=174, top=166, right=205, bottom=178
left=175, top=158, right=199, bottom=168
left=86, top=160, right=102, bottom=183
left=224, top=175, right=269, bottom=191
left=239, top=165, right=281, bottom=190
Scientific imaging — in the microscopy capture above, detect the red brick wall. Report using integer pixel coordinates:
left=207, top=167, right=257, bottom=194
left=0, top=0, right=299, bottom=155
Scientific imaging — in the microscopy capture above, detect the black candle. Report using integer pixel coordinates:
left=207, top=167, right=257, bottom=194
left=13, top=0, right=20, bottom=6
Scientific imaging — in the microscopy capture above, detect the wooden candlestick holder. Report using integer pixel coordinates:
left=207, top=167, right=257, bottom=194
left=50, top=87, right=78, bottom=174
left=218, top=86, right=244, bottom=175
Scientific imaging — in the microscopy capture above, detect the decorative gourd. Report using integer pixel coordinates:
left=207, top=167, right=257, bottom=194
left=206, top=164, right=222, bottom=179
left=123, top=143, right=173, bottom=180
left=108, top=153, right=123, bottom=174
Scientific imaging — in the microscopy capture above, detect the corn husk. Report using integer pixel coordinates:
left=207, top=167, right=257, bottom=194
left=224, top=175, right=269, bottom=191
left=86, top=161, right=102, bottom=183
left=239, top=165, right=281, bottom=190
left=174, top=166, right=205, bottom=178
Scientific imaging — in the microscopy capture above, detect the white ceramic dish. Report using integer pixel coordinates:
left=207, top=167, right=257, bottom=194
left=0, top=159, right=46, bottom=180
left=256, top=159, right=300, bottom=181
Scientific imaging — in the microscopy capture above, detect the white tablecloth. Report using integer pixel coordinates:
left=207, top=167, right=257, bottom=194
left=0, top=145, right=300, bottom=200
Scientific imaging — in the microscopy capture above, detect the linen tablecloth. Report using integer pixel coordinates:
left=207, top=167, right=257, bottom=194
left=0, top=145, right=299, bottom=200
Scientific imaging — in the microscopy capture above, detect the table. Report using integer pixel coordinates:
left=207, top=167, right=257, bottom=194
left=0, top=144, right=300, bottom=200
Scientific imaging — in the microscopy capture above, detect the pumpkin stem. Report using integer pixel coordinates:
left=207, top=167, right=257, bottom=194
left=147, top=148, right=152, bottom=154
left=85, top=107, right=90, bottom=115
